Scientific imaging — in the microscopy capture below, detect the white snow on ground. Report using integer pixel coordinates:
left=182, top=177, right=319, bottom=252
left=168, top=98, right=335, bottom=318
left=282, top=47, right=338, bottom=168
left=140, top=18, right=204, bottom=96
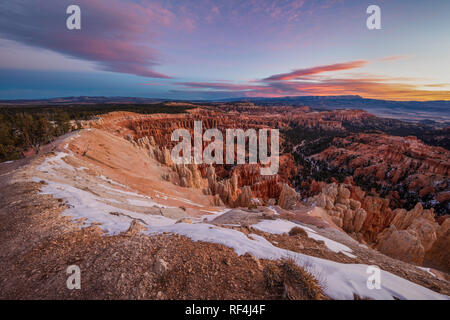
left=154, top=190, right=204, bottom=207
left=100, top=183, right=152, bottom=198
left=32, top=151, right=449, bottom=300
left=33, top=151, right=175, bottom=234
left=104, top=198, right=121, bottom=204
left=127, top=198, right=169, bottom=208
left=253, top=219, right=356, bottom=258
left=267, top=206, right=278, bottom=215
left=32, top=177, right=176, bottom=235
left=144, top=222, right=448, bottom=300
left=169, top=195, right=204, bottom=207
left=199, top=208, right=232, bottom=222
left=418, top=267, right=437, bottom=278
left=100, top=183, right=202, bottom=208
left=36, top=152, right=76, bottom=175
left=99, top=175, right=129, bottom=189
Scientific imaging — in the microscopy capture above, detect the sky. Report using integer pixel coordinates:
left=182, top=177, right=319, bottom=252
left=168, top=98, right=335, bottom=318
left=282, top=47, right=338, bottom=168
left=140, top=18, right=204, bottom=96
left=0, top=0, right=450, bottom=101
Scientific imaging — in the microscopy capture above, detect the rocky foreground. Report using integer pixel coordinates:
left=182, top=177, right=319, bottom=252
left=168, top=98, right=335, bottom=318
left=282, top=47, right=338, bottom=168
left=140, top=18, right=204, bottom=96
left=0, top=107, right=449, bottom=300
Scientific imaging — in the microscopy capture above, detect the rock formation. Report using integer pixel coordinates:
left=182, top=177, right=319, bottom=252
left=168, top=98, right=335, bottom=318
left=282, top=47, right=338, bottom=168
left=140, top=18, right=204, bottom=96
left=376, top=226, right=426, bottom=265
left=163, top=164, right=205, bottom=189
left=307, top=183, right=368, bottom=237
left=312, top=133, right=449, bottom=214
left=375, top=203, right=448, bottom=268
left=278, top=183, right=301, bottom=210
left=424, top=218, right=450, bottom=272
left=307, top=180, right=449, bottom=270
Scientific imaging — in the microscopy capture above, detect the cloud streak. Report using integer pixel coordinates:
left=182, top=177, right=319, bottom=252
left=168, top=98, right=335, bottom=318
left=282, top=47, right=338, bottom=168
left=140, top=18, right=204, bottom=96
left=263, top=60, right=369, bottom=81
left=0, top=0, right=351, bottom=80
left=176, top=59, right=450, bottom=101
left=0, top=0, right=173, bottom=78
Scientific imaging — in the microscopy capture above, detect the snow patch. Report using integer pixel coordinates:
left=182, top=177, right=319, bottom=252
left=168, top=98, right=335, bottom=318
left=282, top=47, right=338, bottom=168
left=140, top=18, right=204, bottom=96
left=144, top=222, right=447, bottom=300
left=267, top=206, right=279, bottom=215
left=155, top=190, right=204, bottom=207
left=199, top=208, right=232, bottom=222
left=35, top=152, right=75, bottom=176
left=417, top=267, right=436, bottom=278
left=32, top=177, right=175, bottom=235
left=127, top=198, right=170, bottom=208
left=99, top=175, right=129, bottom=189
left=253, top=219, right=356, bottom=258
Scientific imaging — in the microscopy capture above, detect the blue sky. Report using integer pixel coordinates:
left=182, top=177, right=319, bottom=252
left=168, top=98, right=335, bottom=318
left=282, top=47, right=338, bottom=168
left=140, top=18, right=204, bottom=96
left=0, top=0, right=449, bottom=100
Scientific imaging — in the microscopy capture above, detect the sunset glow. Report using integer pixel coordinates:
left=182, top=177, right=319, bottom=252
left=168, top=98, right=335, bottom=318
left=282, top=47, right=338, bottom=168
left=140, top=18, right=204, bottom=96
left=0, top=0, right=449, bottom=101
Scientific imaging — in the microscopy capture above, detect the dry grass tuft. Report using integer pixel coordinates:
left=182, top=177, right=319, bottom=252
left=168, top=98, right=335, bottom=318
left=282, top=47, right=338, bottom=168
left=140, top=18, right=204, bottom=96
left=288, top=226, right=307, bottom=237
left=263, top=258, right=327, bottom=300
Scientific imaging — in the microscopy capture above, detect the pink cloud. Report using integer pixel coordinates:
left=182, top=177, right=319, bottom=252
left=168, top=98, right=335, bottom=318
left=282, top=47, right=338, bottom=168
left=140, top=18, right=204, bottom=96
left=378, top=55, right=409, bottom=62
left=264, top=60, right=369, bottom=81
left=0, top=0, right=174, bottom=78
left=175, top=59, right=450, bottom=101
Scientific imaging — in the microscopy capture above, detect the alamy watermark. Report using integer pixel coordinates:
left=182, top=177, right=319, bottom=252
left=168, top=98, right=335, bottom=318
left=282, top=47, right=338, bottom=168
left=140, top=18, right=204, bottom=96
left=367, top=5, right=381, bottom=30
left=170, top=121, right=279, bottom=176
left=66, top=5, right=81, bottom=30
left=66, top=265, right=81, bottom=290
left=66, top=4, right=381, bottom=31
left=366, top=266, right=381, bottom=290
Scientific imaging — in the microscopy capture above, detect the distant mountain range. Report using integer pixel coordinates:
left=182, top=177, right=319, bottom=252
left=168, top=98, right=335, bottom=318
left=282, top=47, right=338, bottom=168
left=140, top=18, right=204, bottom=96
left=1, top=95, right=449, bottom=126
left=0, top=96, right=164, bottom=105
left=215, top=95, right=450, bottom=126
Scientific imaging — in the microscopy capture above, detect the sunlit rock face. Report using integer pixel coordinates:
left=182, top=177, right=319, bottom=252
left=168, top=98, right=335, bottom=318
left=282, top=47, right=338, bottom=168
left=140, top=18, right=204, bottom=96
left=91, top=107, right=449, bottom=271
left=309, top=181, right=449, bottom=271
left=92, top=108, right=303, bottom=208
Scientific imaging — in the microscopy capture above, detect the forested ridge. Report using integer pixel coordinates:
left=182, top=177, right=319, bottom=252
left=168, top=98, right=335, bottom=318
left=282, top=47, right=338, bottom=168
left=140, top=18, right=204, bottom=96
left=0, top=103, right=193, bottom=161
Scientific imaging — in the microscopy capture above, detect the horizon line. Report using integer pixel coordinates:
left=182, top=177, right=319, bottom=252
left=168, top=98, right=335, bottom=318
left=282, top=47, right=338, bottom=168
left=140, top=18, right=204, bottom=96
left=2, top=94, right=450, bottom=104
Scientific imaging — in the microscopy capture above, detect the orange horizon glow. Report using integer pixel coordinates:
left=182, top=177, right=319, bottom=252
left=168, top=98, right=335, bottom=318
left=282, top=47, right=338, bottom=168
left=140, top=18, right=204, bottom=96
left=176, top=58, right=450, bottom=102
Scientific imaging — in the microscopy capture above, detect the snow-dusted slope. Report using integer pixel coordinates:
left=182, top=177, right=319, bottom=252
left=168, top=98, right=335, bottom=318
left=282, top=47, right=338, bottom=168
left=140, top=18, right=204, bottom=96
left=32, top=139, right=449, bottom=300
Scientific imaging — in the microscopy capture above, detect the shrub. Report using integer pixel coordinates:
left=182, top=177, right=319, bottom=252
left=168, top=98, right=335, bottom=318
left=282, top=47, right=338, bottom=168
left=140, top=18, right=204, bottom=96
left=263, top=258, right=326, bottom=300
left=288, top=226, right=307, bottom=237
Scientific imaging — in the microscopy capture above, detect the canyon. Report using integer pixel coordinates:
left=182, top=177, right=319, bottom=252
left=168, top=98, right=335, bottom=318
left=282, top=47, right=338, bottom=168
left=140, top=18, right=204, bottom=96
left=0, top=102, right=448, bottom=299
left=89, top=105, right=449, bottom=271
